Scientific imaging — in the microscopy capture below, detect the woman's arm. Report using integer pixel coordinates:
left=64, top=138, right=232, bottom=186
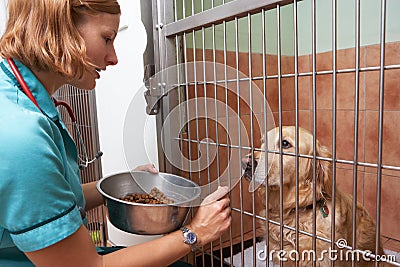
left=25, top=187, right=231, bottom=267
left=82, top=181, right=103, bottom=211
left=25, top=224, right=192, bottom=267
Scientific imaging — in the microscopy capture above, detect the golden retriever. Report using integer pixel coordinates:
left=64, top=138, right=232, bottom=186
left=242, top=126, right=384, bottom=267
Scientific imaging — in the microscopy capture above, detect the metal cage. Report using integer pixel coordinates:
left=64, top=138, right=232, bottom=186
left=55, top=86, right=106, bottom=247
left=144, top=0, right=400, bottom=266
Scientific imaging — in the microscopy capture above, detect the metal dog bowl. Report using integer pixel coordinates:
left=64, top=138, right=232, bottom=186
left=97, top=171, right=201, bottom=235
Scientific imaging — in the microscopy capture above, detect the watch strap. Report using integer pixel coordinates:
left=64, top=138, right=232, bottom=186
left=180, top=226, right=200, bottom=251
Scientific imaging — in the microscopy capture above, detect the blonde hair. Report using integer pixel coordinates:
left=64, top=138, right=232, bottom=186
left=0, top=0, right=121, bottom=79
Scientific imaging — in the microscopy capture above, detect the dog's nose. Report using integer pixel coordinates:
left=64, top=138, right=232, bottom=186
left=241, top=153, right=258, bottom=181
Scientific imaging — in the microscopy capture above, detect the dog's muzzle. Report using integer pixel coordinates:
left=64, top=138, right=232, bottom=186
left=241, top=153, right=258, bottom=182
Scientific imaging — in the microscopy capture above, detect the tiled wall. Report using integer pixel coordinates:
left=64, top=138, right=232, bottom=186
left=293, top=42, right=400, bottom=252
left=184, top=43, right=400, bottom=251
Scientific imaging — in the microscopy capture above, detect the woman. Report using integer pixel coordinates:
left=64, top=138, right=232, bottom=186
left=0, top=0, right=231, bottom=266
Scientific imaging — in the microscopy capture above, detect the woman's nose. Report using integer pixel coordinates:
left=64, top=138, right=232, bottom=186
left=107, top=47, right=118, bottom=66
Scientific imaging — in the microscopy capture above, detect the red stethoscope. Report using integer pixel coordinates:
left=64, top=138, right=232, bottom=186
left=7, top=58, right=102, bottom=169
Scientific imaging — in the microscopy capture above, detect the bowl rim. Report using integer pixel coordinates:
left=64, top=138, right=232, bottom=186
left=96, top=171, right=201, bottom=207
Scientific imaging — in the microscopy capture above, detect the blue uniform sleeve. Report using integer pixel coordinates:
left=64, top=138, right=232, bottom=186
left=0, top=111, right=83, bottom=252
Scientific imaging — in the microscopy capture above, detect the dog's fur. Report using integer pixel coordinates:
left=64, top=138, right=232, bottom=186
left=243, top=126, right=383, bottom=267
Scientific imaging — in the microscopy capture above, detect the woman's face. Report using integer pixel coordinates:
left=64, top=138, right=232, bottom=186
left=72, top=12, right=120, bottom=89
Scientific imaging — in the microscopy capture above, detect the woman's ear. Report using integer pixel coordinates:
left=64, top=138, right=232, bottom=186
left=316, top=142, right=332, bottom=199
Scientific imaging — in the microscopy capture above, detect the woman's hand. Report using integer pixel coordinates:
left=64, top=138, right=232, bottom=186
left=133, top=163, right=158, bottom=174
left=187, top=186, right=231, bottom=246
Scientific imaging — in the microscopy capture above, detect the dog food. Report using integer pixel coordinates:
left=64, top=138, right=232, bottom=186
left=120, top=187, right=174, bottom=204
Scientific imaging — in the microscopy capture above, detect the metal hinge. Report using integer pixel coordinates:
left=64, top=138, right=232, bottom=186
left=143, top=64, right=163, bottom=115
left=144, top=82, right=167, bottom=115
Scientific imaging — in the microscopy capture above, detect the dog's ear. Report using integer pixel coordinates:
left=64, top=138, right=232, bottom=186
left=316, top=142, right=332, bottom=199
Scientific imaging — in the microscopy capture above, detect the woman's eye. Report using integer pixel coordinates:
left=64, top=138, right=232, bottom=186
left=282, top=140, right=292, bottom=149
left=105, top=37, right=112, bottom=44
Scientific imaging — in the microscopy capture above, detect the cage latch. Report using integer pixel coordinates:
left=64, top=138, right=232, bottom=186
left=144, top=82, right=167, bottom=115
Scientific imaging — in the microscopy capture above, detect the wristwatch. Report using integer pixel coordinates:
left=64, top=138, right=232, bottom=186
left=180, top=226, right=199, bottom=251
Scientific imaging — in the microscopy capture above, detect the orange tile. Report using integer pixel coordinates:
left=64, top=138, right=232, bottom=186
left=281, top=55, right=295, bottom=75
left=237, top=80, right=255, bottom=115
left=186, top=48, right=194, bottom=62
left=365, top=42, right=400, bottom=67
left=203, top=49, right=213, bottom=62
left=316, top=51, right=333, bottom=72
left=266, top=54, right=278, bottom=76
left=382, top=238, right=400, bottom=253
left=315, top=72, right=365, bottom=111
left=364, top=69, right=400, bottom=111
left=214, top=49, right=225, bottom=66
left=335, top=167, right=364, bottom=203
left=383, top=69, right=400, bottom=111
left=362, top=172, right=378, bottom=221
left=280, top=111, right=296, bottom=126
left=364, top=111, right=379, bottom=165
left=298, top=76, right=312, bottom=110
left=298, top=54, right=311, bottom=74
left=337, top=72, right=365, bottom=110
left=316, top=110, right=365, bottom=162
left=298, top=110, right=312, bottom=130
left=363, top=172, right=400, bottom=241
left=281, top=77, right=295, bottom=111
left=238, top=51, right=250, bottom=77
left=365, top=44, right=380, bottom=68
left=385, top=42, right=400, bottom=66
left=363, top=70, right=380, bottom=111
left=251, top=52, right=263, bottom=78
left=264, top=78, right=279, bottom=112
left=316, top=73, right=333, bottom=110
left=337, top=47, right=357, bottom=70
left=364, top=111, right=400, bottom=169
left=226, top=50, right=238, bottom=74
left=381, top=111, right=400, bottom=168
left=316, top=110, right=333, bottom=147
left=195, top=48, right=204, bottom=62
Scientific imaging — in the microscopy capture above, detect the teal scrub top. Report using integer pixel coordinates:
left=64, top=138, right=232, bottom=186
left=0, top=59, right=86, bottom=266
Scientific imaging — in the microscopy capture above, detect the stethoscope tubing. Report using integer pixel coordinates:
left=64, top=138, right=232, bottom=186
left=7, top=58, right=41, bottom=109
left=6, top=58, right=102, bottom=169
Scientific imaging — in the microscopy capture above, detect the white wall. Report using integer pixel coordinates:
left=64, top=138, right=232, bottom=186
left=95, top=0, right=158, bottom=177
left=94, top=0, right=160, bottom=245
left=0, top=0, right=7, bottom=35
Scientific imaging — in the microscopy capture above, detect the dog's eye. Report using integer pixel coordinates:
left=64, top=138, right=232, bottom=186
left=282, top=140, right=292, bottom=149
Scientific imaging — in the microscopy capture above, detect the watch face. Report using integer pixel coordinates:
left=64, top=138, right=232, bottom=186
left=186, top=232, right=197, bottom=244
